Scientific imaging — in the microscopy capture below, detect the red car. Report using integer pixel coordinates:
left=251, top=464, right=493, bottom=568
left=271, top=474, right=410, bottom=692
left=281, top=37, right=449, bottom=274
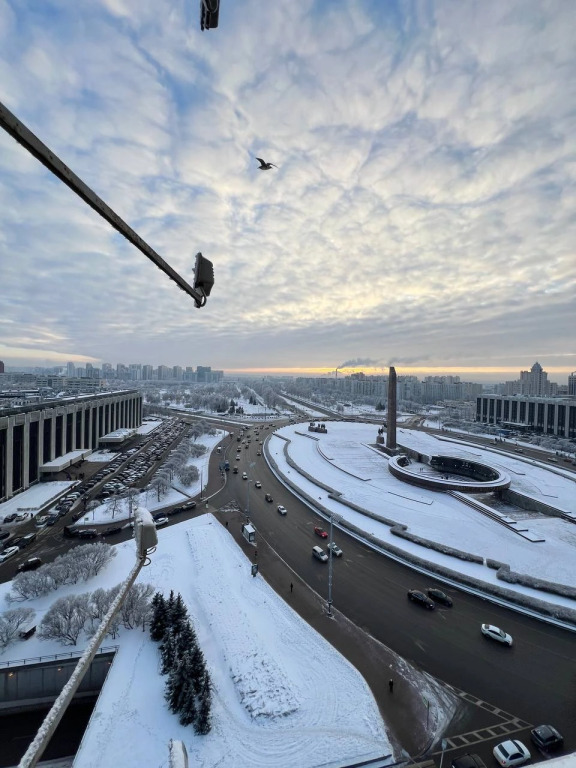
left=314, top=526, right=328, bottom=538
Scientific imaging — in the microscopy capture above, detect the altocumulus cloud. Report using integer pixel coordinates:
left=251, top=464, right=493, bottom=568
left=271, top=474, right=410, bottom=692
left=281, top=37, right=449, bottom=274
left=0, top=0, right=575, bottom=373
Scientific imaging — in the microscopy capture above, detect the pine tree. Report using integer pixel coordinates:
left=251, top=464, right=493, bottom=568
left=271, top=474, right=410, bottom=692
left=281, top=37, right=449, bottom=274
left=150, top=592, right=168, bottom=642
left=177, top=678, right=197, bottom=726
left=174, top=620, right=198, bottom=660
left=194, top=671, right=212, bottom=735
left=171, top=593, right=189, bottom=633
left=160, top=629, right=177, bottom=675
left=189, top=644, right=207, bottom=696
left=166, top=650, right=193, bottom=714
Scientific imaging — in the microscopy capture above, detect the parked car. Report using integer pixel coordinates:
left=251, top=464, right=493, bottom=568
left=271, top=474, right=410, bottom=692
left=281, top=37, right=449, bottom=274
left=451, top=755, right=486, bottom=768
left=327, top=542, right=343, bottom=557
left=45, top=514, right=59, bottom=526
left=101, top=526, right=123, bottom=537
left=0, top=546, right=19, bottom=563
left=265, top=493, right=273, bottom=503
left=407, top=590, right=435, bottom=609
left=427, top=588, right=453, bottom=606
left=314, top=526, right=328, bottom=538
left=481, top=624, right=513, bottom=646
left=154, top=516, right=169, bottom=528
left=77, top=529, right=99, bottom=539
left=63, top=525, right=80, bottom=538
left=277, top=505, right=287, bottom=515
left=17, top=557, right=43, bottom=572
left=493, top=740, right=530, bottom=767
left=35, top=515, right=49, bottom=527
left=0, top=530, right=11, bottom=541
left=2, top=513, right=17, bottom=523
left=14, top=512, right=29, bottom=522
left=530, top=724, right=564, bottom=751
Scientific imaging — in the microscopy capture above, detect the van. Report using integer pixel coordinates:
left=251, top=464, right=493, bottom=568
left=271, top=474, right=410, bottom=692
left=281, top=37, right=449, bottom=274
left=19, top=625, right=36, bottom=641
left=312, top=545, right=328, bottom=562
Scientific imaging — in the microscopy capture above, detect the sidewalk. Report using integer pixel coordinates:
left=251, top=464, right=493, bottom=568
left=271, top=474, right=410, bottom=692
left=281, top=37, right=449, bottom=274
left=208, top=502, right=450, bottom=759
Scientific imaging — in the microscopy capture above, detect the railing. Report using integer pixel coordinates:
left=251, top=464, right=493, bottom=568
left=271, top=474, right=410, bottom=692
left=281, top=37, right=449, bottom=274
left=0, top=645, right=118, bottom=669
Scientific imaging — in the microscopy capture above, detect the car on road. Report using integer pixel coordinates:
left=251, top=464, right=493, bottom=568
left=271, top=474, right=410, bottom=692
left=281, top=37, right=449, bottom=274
left=2, top=513, right=17, bottom=523
left=254, top=481, right=262, bottom=488
left=256, top=451, right=261, bottom=456
left=45, top=513, right=59, bottom=526
left=277, top=505, right=287, bottom=515
left=242, top=472, right=248, bottom=480
left=154, top=516, right=169, bottom=527
left=530, top=724, right=563, bottom=751
left=314, top=526, right=328, bottom=538
left=327, top=542, right=343, bottom=557
left=0, top=531, right=11, bottom=541
left=17, top=557, right=43, bottom=572
left=77, top=529, right=99, bottom=539
left=233, top=467, right=239, bottom=474
left=312, top=545, right=328, bottom=562
left=0, top=546, right=19, bottom=563
left=407, top=590, right=435, bottom=609
left=493, top=740, right=530, bottom=767
left=265, top=493, right=273, bottom=503
left=481, top=624, right=513, bottom=646
left=35, top=515, right=49, bottom=527
left=450, top=755, right=486, bottom=768
left=427, top=588, right=453, bottom=606
left=101, top=526, right=123, bottom=537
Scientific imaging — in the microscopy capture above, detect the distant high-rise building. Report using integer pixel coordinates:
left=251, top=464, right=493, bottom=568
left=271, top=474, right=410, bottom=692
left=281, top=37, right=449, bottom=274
left=519, top=361, right=549, bottom=396
left=129, top=364, right=142, bottom=381
left=116, top=364, right=128, bottom=380
left=0, top=360, right=4, bottom=373
left=569, top=371, right=576, bottom=397
left=101, top=363, right=113, bottom=379
left=66, top=362, right=76, bottom=378
left=157, top=365, right=170, bottom=381
left=196, top=366, right=211, bottom=382
left=142, top=365, right=154, bottom=380
left=172, top=365, right=183, bottom=380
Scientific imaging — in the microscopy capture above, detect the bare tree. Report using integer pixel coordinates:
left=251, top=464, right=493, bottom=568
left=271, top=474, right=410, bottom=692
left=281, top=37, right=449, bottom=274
left=120, top=583, right=155, bottom=629
left=39, top=593, right=91, bottom=646
left=0, top=607, right=36, bottom=648
left=7, top=571, right=54, bottom=602
left=177, top=465, right=199, bottom=486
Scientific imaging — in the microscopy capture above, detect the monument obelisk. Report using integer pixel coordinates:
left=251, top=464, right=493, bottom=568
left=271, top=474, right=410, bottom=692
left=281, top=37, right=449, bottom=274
left=386, top=366, right=397, bottom=450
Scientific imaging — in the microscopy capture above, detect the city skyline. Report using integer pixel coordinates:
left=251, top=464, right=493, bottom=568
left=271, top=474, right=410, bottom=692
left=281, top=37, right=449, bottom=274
left=1, top=1, right=575, bottom=376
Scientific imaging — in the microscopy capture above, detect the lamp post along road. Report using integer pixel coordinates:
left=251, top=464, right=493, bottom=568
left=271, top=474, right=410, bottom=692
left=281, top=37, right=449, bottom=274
left=327, top=513, right=334, bottom=617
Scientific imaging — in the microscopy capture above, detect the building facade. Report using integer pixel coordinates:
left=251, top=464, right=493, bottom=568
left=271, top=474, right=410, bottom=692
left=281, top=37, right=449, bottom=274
left=0, top=390, right=142, bottom=502
left=476, top=394, right=576, bottom=438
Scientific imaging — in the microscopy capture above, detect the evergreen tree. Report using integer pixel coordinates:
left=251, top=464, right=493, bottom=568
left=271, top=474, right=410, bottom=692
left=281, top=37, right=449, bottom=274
left=175, top=620, right=198, bottom=660
left=194, top=671, right=212, bottom=735
left=160, top=629, right=177, bottom=675
left=177, top=679, right=197, bottom=727
left=149, top=592, right=168, bottom=642
left=171, top=593, right=189, bottom=632
left=166, top=590, right=176, bottom=623
left=189, top=644, right=207, bottom=696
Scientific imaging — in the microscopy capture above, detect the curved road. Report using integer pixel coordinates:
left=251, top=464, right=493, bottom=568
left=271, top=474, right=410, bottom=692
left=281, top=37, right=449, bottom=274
left=212, top=428, right=576, bottom=757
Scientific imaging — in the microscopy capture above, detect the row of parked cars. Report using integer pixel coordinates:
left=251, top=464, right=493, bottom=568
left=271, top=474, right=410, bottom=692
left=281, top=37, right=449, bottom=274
left=451, top=724, right=564, bottom=768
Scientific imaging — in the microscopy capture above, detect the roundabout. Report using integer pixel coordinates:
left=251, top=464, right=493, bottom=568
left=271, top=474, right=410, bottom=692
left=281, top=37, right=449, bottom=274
left=388, top=453, right=511, bottom=493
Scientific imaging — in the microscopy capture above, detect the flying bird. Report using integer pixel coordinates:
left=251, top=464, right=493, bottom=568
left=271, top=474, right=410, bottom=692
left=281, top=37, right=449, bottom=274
left=256, top=157, right=278, bottom=170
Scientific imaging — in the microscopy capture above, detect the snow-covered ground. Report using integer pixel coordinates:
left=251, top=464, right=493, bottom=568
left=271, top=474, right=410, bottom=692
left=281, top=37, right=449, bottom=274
left=267, top=423, right=576, bottom=616
left=0, top=516, right=396, bottom=768
left=0, top=481, right=75, bottom=522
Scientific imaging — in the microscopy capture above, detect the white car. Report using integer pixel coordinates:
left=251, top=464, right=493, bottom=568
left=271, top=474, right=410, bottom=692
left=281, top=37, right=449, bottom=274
left=242, top=473, right=248, bottom=480
left=481, top=624, right=513, bottom=646
left=154, top=516, right=169, bottom=528
left=277, top=505, right=287, bottom=515
left=327, top=542, right=343, bottom=557
left=0, top=546, right=19, bottom=564
left=254, top=481, right=262, bottom=488
left=493, top=740, right=530, bottom=767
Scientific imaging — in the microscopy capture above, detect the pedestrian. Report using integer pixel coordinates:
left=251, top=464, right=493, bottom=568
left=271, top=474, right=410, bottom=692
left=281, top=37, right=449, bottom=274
left=290, top=582, right=293, bottom=593
left=388, top=679, right=394, bottom=693
left=255, top=548, right=258, bottom=558
left=225, top=520, right=228, bottom=528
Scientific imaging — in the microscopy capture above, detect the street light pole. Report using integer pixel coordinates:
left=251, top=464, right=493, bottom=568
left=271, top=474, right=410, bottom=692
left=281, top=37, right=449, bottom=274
left=327, top=513, right=334, bottom=617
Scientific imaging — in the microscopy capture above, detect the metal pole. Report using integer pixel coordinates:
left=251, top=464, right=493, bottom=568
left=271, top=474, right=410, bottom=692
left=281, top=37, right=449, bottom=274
left=327, top=513, right=334, bottom=616
left=19, top=555, right=147, bottom=768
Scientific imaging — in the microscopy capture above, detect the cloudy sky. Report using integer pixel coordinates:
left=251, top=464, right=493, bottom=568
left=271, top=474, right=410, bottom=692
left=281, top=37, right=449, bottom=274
left=1, top=0, right=575, bottom=381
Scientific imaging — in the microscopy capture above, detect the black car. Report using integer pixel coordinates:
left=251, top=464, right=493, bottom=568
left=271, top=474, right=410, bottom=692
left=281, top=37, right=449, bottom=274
left=0, top=530, right=11, bottom=541
left=530, top=724, right=564, bottom=751
left=77, top=529, right=99, bottom=539
left=3, top=513, right=17, bottom=523
left=451, top=755, right=487, bottom=768
left=407, top=590, right=435, bottom=609
left=427, top=588, right=453, bottom=607
left=101, top=526, right=123, bottom=537
left=17, top=557, right=43, bottom=572
left=265, top=493, right=273, bottom=502
left=10, top=537, right=26, bottom=549
left=63, top=526, right=80, bottom=538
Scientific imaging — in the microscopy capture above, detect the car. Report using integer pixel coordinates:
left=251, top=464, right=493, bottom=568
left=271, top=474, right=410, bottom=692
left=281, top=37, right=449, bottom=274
left=233, top=467, right=239, bottom=474
left=236, top=456, right=241, bottom=461
left=2, top=513, right=17, bottom=523
left=77, top=529, right=99, bottom=539
left=481, top=624, right=513, bottom=646
left=45, top=514, right=59, bottom=526
left=256, top=451, right=261, bottom=456
left=327, top=542, right=343, bottom=557
left=0, top=530, right=11, bottom=541
left=35, top=515, right=49, bottom=527
left=101, top=526, right=123, bottom=537
left=20, top=532, right=37, bottom=546
left=181, top=500, right=197, bottom=510
left=254, top=481, right=262, bottom=488
left=265, top=493, right=273, bottom=503
left=493, top=740, right=530, bottom=767
left=407, top=590, right=435, bottom=609
left=277, top=505, right=287, bottom=515
left=427, top=588, right=453, bottom=606
left=530, top=724, right=564, bottom=751
left=242, top=473, right=248, bottom=480
left=154, top=516, right=169, bottom=527
left=0, top=546, right=19, bottom=563
left=314, top=526, right=328, bottom=538
left=14, top=512, right=29, bottom=522
left=63, top=525, right=80, bottom=538
left=17, top=557, right=43, bottom=572
left=451, top=755, right=487, bottom=768
left=312, top=545, right=329, bottom=562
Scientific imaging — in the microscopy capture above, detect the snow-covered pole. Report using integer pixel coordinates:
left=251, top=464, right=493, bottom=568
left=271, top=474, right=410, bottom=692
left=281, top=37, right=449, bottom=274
left=19, top=509, right=157, bottom=768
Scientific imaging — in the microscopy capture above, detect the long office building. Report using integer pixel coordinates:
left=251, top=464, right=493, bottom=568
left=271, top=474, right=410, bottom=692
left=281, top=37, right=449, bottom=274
left=476, top=394, right=576, bottom=438
left=0, top=390, right=142, bottom=502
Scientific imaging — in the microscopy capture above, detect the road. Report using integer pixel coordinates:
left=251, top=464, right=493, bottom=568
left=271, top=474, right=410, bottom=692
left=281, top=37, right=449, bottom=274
left=210, top=427, right=576, bottom=761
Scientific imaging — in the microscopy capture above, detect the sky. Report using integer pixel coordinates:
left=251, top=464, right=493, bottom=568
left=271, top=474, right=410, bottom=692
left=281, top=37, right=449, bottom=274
left=0, top=0, right=575, bottom=381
